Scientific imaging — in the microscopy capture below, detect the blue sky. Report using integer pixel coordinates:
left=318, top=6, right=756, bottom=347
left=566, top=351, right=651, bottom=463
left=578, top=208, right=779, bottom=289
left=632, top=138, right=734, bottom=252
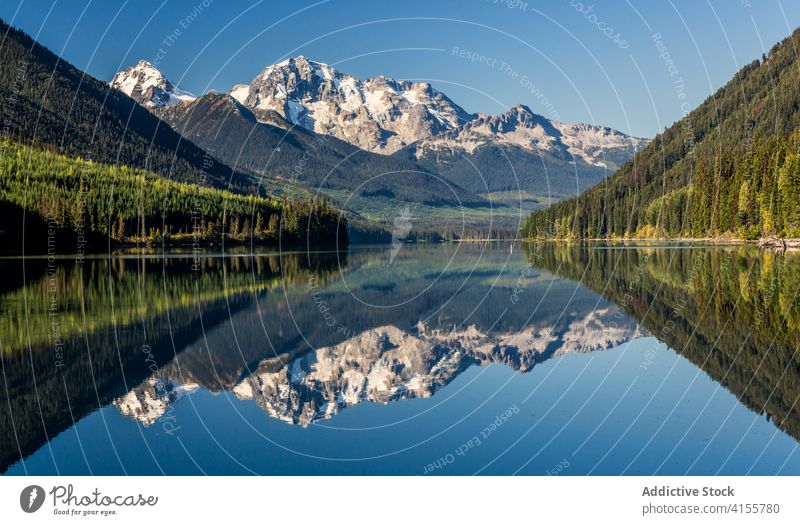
left=2, top=0, right=798, bottom=139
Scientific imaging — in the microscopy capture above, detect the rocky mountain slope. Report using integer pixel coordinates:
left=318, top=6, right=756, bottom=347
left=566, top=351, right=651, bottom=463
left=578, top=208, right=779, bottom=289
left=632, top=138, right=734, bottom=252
left=228, top=56, right=472, bottom=155
left=223, top=57, right=646, bottom=163
left=405, top=104, right=647, bottom=200
left=410, top=104, right=646, bottom=169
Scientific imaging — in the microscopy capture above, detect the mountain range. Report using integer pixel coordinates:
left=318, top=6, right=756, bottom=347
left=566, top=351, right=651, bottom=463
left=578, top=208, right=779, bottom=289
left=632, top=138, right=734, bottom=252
left=111, top=57, right=647, bottom=229
left=113, top=56, right=646, bottom=161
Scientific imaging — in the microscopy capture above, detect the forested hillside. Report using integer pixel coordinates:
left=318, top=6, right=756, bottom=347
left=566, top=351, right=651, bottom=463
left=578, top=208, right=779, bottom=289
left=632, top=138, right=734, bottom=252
left=0, top=18, right=251, bottom=191
left=521, top=27, right=800, bottom=240
left=0, top=140, right=346, bottom=248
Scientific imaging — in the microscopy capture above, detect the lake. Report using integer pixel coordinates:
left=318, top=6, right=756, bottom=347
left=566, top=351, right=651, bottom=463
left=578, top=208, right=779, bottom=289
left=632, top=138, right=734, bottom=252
left=1, top=242, right=799, bottom=475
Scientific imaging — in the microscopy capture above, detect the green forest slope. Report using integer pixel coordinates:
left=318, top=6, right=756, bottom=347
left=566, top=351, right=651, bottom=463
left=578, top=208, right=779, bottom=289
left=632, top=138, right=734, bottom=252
left=522, top=28, right=800, bottom=240
left=0, top=140, right=345, bottom=249
left=0, top=18, right=255, bottom=192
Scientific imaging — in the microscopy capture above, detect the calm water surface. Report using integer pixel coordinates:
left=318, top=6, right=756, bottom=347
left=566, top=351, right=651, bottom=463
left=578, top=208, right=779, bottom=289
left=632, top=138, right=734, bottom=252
left=1, top=242, right=799, bottom=475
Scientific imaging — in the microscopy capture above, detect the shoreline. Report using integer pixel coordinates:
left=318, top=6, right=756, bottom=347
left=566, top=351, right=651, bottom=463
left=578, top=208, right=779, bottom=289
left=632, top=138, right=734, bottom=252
left=515, top=236, right=800, bottom=248
left=756, top=237, right=800, bottom=249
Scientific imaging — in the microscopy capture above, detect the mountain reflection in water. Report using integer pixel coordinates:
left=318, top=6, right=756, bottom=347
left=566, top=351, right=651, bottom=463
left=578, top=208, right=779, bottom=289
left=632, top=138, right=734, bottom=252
left=1, top=243, right=798, bottom=474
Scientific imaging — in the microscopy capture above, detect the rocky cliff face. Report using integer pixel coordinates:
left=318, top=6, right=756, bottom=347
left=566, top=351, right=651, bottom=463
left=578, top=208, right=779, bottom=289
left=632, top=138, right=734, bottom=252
left=410, top=104, right=648, bottom=170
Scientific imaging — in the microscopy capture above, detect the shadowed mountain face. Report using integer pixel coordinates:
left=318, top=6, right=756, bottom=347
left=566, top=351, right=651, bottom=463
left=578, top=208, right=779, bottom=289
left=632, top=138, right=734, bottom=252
left=153, top=92, right=484, bottom=207
left=525, top=242, right=800, bottom=440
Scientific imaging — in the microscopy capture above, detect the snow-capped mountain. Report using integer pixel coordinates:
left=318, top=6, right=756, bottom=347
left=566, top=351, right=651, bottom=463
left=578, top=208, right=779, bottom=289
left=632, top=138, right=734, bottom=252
left=412, top=104, right=648, bottom=169
left=224, top=56, right=646, bottom=160
left=110, top=60, right=196, bottom=108
left=111, top=57, right=646, bottom=164
left=228, top=56, right=472, bottom=154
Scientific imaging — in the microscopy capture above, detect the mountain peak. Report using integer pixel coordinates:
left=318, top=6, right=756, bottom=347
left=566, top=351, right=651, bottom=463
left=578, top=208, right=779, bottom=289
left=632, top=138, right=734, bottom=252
left=110, top=61, right=196, bottom=108
left=135, top=59, right=158, bottom=70
left=229, top=57, right=471, bottom=154
left=266, top=55, right=333, bottom=73
left=509, top=103, right=534, bottom=115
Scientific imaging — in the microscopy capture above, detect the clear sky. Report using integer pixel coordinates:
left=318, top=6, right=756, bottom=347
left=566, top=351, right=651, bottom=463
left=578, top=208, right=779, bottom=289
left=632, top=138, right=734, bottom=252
left=2, top=0, right=799, bottom=139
